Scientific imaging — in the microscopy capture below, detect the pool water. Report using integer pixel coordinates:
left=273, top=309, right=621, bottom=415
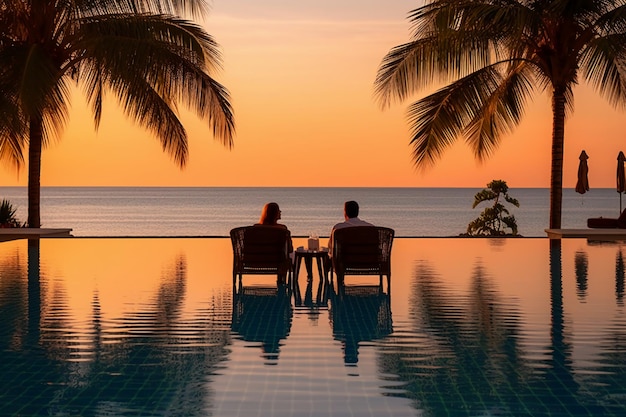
left=1, top=237, right=625, bottom=417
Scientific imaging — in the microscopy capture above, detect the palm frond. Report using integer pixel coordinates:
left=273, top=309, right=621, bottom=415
left=82, top=70, right=105, bottom=129
left=375, top=0, right=531, bottom=109
left=594, top=2, right=626, bottom=32
left=374, top=39, right=441, bottom=108
left=465, top=61, right=535, bottom=161
left=78, top=12, right=234, bottom=152
left=406, top=83, right=472, bottom=170
left=406, top=63, right=535, bottom=169
left=580, top=34, right=626, bottom=108
left=80, top=0, right=210, bottom=19
left=11, top=43, right=71, bottom=146
left=112, top=73, right=189, bottom=166
left=0, top=109, right=26, bottom=169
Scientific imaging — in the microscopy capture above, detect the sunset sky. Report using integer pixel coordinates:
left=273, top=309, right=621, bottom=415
left=1, top=0, right=625, bottom=188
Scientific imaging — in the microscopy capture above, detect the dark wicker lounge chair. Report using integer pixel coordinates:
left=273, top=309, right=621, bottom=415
left=230, top=225, right=292, bottom=288
left=330, top=226, right=394, bottom=291
left=587, top=209, right=626, bottom=229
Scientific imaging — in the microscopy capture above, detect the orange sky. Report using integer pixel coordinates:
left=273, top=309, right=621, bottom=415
left=1, top=0, right=625, bottom=188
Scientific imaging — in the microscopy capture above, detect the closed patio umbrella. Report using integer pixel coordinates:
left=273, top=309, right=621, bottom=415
left=575, top=150, right=589, bottom=195
left=618, top=151, right=625, bottom=212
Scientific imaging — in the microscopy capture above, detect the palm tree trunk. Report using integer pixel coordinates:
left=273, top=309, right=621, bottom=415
left=28, top=116, right=43, bottom=228
left=549, top=87, right=566, bottom=229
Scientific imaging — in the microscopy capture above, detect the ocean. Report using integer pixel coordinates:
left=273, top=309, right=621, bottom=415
left=0, top=187, right=622, bottom=237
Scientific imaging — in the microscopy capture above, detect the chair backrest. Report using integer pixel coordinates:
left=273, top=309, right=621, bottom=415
left=230, top=226, right=291, bottom=274
left=332, top=226, right=394, bottom=276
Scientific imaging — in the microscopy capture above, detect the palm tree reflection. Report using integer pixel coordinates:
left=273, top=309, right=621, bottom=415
left=380, top=259, right=531, bottom=415
left=0, top=247, right=232, bottom=416
left=379, top=241, right=622, bottom=416
left=546, top=239, right=580, bottom=415
left=0, top=243, right=28, bottom=351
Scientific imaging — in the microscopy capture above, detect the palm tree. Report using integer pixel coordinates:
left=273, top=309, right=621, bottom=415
left=375, top=0, right=626, bottom=229
left=0, top=0, right=235, bottom=227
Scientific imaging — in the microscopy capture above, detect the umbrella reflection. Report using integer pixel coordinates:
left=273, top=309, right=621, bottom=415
left=617, top=249, right=625, bottom=305
left=574, top=250, right=588, bottom=300
left=618, top=151, right=625, bottom=213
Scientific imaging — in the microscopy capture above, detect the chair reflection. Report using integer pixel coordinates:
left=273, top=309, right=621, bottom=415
left=231, top=284, right=293, bottom=362
left=330, top=283, right=392, bottom=365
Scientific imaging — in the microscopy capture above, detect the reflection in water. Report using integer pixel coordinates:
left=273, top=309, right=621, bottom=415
left=574, top=250, right=588, bottom=300
left=293, top=271, right=329, bottom=310
left=0, top=245, right=232, bottom=417
left=0, top=243, right=27, bottom=351
left=617, top=250, right=625, bottom=305
left=231, top=285, right=292, bottom=363
left=330, top=283, right=392, bottom=365
left=27, top=239, right=41, bottom=348
left=3, top=238, right=626, bottom=416
left=376, top=240, right=625, bottom=416
left=384, top=260, right=528, bottom=415
left=547, top=239, right=579, bottom=416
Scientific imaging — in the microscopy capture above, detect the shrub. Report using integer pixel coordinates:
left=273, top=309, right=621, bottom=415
left=465, top=180, right=520, bottom=236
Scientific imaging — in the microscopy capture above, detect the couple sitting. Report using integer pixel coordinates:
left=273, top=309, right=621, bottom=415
left=254, top=200, right=373, bottom=254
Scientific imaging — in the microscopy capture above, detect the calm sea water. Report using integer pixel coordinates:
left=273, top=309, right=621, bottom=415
left=0, top=186, right=622, bottom=237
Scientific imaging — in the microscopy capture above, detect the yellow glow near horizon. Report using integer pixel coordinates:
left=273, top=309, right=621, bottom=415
left=0, top=0, right=625, bottom=188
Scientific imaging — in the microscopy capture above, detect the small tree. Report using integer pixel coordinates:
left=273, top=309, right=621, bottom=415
left=466, top=180, right=519, bottom=236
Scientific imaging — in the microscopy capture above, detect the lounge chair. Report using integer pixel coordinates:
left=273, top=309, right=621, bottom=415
left=230, top=225, right=293, bottom=288
left=587, top=209, right=626, bottom=229
left=330, top=226, right=394, bottom=291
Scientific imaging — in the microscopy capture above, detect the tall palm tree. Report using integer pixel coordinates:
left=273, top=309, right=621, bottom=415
left=0, top=0, right=235, bottom=227
left=375, top=0, right=626, bottom=229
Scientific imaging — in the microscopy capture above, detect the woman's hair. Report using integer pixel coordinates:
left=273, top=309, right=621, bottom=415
left=259, top=202, right=281, bottom=225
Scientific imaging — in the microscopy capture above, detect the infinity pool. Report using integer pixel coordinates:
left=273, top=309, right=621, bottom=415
left=1, top=237, right=625, bottom=417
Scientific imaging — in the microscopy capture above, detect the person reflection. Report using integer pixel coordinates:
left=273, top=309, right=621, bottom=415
left=330, top=283, right=392, bottom=365
left=231, top=285, right=293, bottom=363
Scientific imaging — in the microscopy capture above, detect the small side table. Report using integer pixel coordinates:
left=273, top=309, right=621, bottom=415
left=294, top=248, right=329, bottom=281
left=293, top=248, right=330, bottom=306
